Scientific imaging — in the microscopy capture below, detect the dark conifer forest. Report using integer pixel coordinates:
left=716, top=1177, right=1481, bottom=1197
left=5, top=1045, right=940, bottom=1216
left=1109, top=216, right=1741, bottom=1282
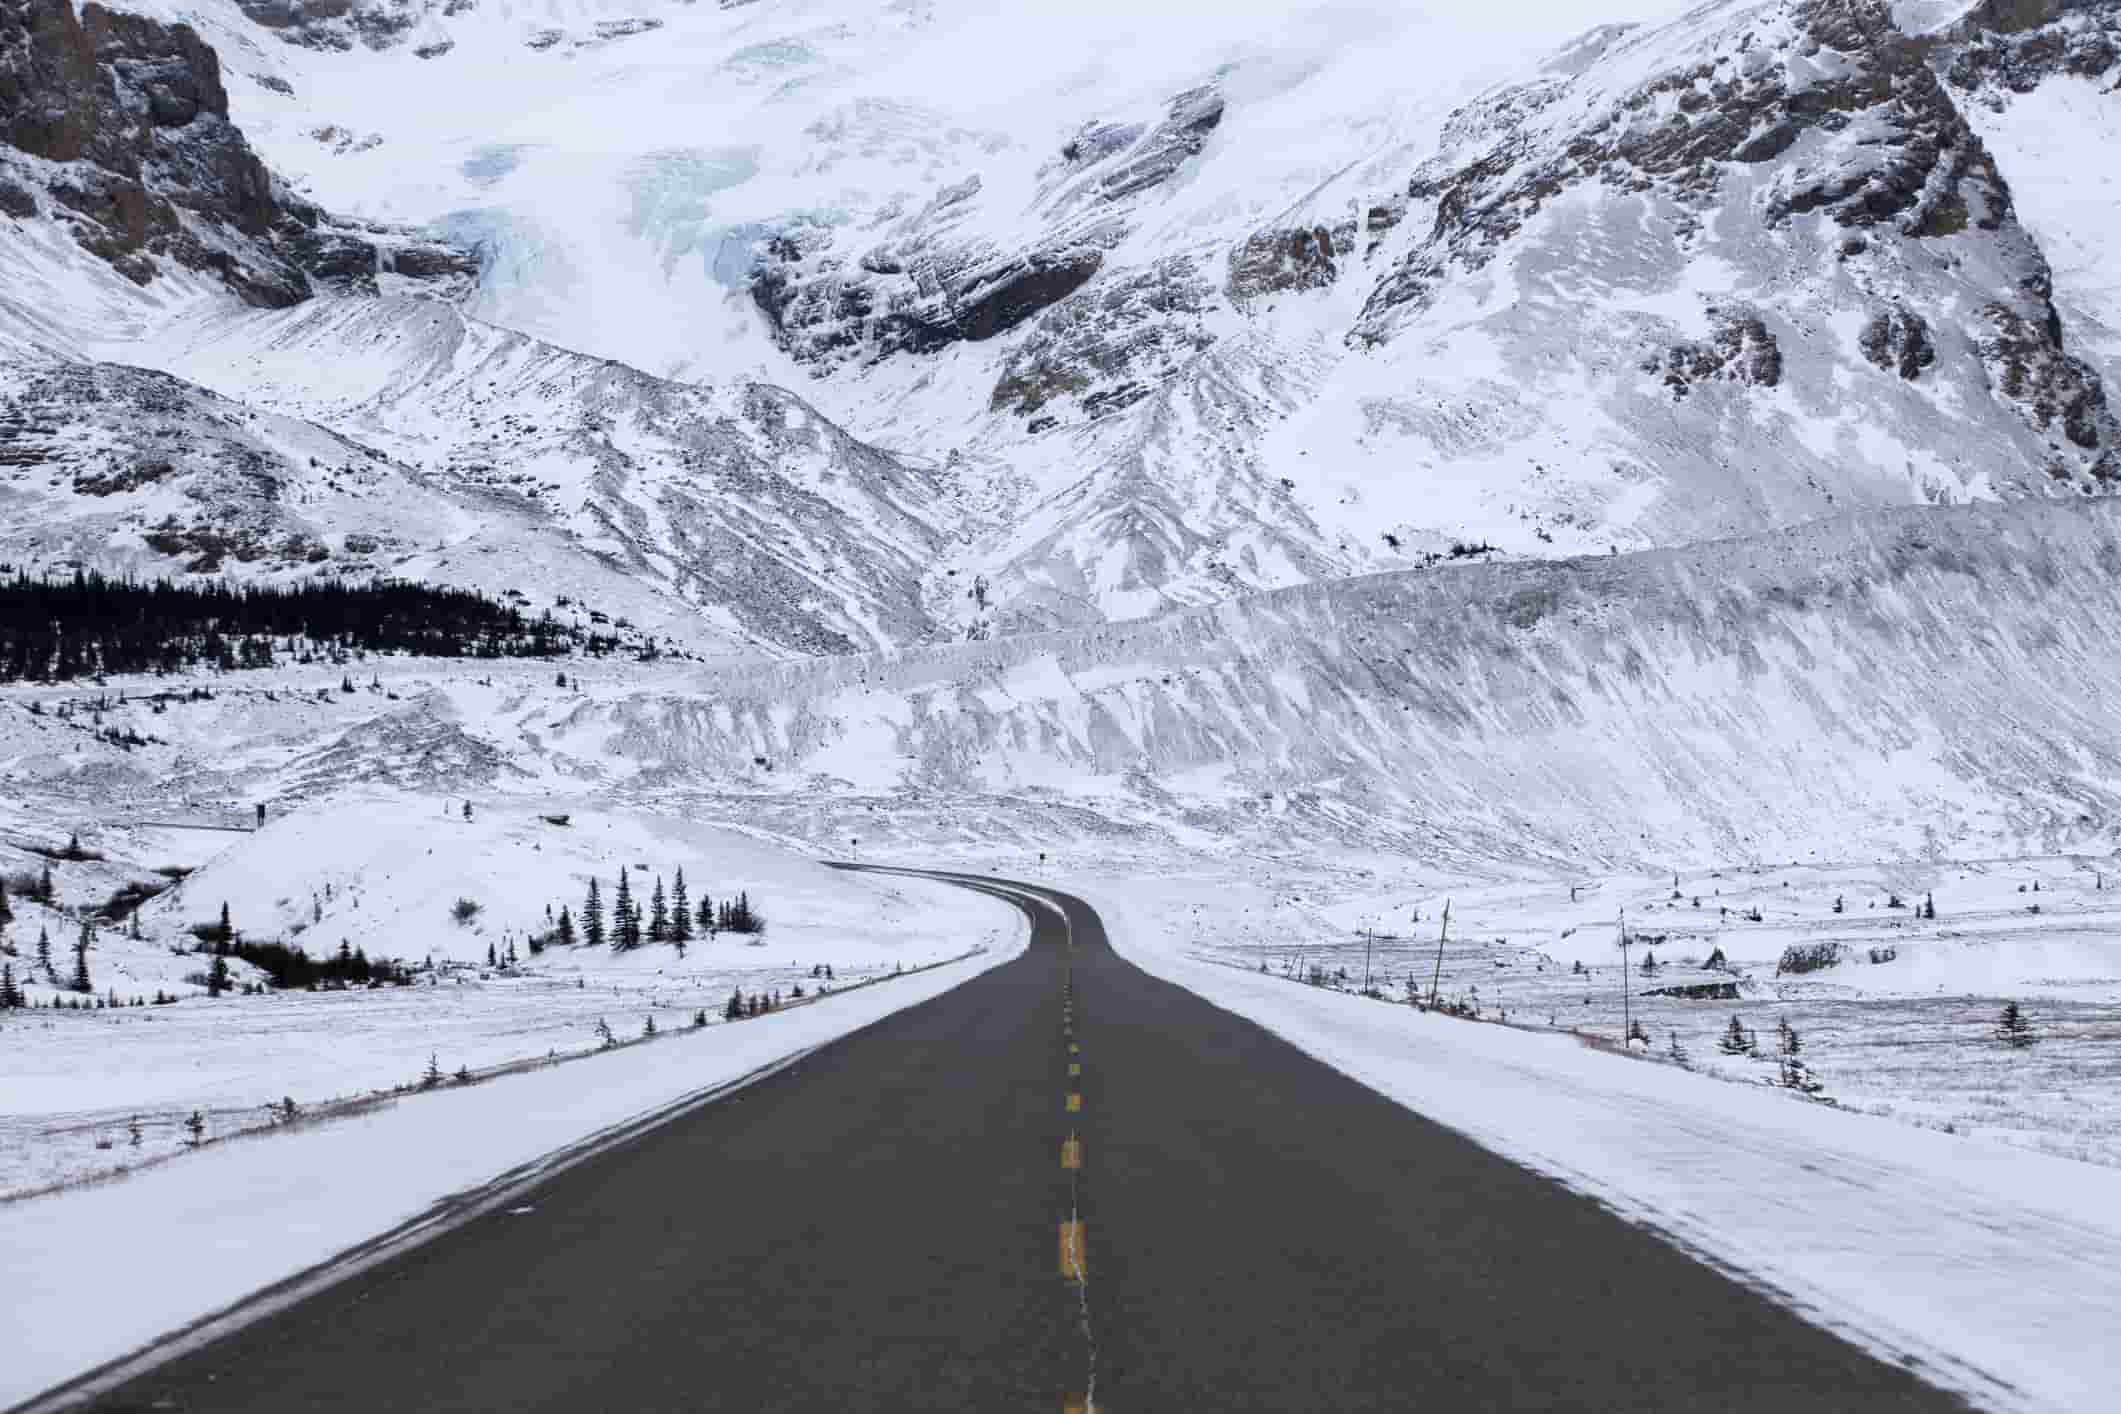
left=0, top=571, right=623, bottom=682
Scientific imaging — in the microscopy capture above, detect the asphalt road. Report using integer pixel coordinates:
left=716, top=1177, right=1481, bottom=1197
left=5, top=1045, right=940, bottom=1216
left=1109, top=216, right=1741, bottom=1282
left=59, top=871, right=1965, bottom=1413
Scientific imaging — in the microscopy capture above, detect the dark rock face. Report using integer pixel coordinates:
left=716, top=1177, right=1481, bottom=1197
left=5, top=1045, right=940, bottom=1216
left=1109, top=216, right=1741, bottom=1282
left=1981, top=301, right=2114, bottom=463
left=1227, top=223, right=1353, bottom=302
left=991, top=257, right=1214, bottom=421
left=1360, top=1, right=2019, bottom=331
left=1650, top=311, right=1784, bottom=399
left=0, top=0, right=474, bottom=304
left=1945, top=0, right=2120, bottom=92
left=1093, top=85, right=1223, bottom=202
left=1, top=0, right=301, bottom=301
left=751, top=82, right=1221, bottom=376
left=1861, top=307, right=1938, bottom=380
left=752, top=219, right=1107, bottom=368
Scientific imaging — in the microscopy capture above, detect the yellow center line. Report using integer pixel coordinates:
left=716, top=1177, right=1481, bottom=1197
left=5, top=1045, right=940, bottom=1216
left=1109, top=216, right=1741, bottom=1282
left=1059, top=1220, right=1088, bottom=1282
left=1069, top=1061, right=1081, bottom=1077
left=1061, top=1134, right=1081, bottom=1170
left=1069, top=1041, right=1080, bottom=1054
left=1066, top=1092, right=1082, bottom=1113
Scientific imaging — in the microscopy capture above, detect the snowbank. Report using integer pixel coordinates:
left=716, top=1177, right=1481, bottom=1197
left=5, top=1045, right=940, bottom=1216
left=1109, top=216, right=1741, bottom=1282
left=1088, top=878, right=2121, bottom=1414
left=0, top=878, right=1027, bottom=1410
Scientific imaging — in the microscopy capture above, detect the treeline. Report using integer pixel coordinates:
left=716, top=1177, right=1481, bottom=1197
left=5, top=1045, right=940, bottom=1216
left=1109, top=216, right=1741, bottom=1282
left=0, top=570, right=627, bottom=683
left=192, top=907, right=412, bottom=989
left=551, top=867, right=764, bottom=955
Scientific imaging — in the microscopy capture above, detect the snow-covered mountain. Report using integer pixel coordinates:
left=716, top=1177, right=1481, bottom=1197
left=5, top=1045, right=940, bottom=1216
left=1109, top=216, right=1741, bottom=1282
left=6, top=0, right=2121, bottom=648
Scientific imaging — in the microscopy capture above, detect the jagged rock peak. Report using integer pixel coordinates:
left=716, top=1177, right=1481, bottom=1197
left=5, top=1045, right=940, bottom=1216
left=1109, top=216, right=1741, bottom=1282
left=0, top=0, right=476, bottom=305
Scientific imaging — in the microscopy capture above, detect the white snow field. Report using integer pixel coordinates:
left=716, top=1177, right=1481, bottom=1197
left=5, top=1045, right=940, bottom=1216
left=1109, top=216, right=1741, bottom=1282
left=1088, top=875, right=2121, bottom=1414
left=0, top=893, right=1028, bottom=1411
left=0, top=789, right=1018, bottom=1197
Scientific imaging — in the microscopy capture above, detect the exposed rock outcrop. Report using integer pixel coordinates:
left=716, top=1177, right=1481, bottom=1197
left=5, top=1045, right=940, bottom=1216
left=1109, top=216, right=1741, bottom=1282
left=1861, top=306, right=1938, bottom=380
left=1650, top=310, right=1784, bottom=397
left=0, top=0, right=475, bottom=304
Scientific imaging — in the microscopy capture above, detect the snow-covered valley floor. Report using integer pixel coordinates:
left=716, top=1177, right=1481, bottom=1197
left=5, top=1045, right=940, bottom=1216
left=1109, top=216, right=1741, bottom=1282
left=7, top=642, right=2121, bottom=1412
left=1088, top=871, right=2121, bottom=1414
left=0, top=785, right=1017, bottom=1198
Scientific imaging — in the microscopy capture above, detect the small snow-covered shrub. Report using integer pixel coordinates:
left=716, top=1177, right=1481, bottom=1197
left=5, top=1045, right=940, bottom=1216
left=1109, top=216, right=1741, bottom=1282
left=451, top=897, right=482, bottom=925
left=1777, top=941, right=1844, bottom=975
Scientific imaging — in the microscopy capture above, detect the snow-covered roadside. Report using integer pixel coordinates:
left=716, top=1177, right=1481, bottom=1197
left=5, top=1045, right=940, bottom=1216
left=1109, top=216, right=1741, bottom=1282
left=0, top=882, right=1028, bottom=1412
left=1086, top=880, right=2121, bottom=1414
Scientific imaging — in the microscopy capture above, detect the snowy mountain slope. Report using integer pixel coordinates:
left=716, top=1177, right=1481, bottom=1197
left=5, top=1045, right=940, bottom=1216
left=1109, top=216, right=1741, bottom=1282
left=0, top=0, right=979, bottom=656
left=9, top=0, right=2121, bottom=652
left=15, top=496, right=2121, bottom=873
left=1945, top=2, right=2121, bottom=394
left=119, top=296, right=959, bottom=654
left=555, top=495, right=2121, bottom=867
left=113, top=0, right=2111, bottom=638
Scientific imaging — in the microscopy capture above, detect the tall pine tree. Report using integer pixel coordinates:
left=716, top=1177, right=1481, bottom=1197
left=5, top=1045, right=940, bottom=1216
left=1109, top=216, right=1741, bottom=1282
left=672, top=869, right=692, bottom=943
left=71, top=919, right=93, bottom=994
left=649, top=876, right=669, bottom=943
left=614, top=871, right=639, bottom=950
left=36, top=925, right=53, bottom=982
left=556, top=905, right=576, bottom=947
left=583, top=879, right=605, bottom=949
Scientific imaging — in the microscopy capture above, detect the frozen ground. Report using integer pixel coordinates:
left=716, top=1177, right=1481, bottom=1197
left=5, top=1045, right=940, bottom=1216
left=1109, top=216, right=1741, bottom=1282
left=0, top=789, right=1014, bottom=1197
left=1086, top=872, right=2121, bottom=1414
left=1085, top=854, right=2121, bottom=1170
left=0, top=900, right=1028, bottom=1412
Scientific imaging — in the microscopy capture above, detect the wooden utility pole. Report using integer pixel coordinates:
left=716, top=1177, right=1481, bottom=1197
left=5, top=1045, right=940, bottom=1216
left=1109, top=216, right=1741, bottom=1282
left=1617, top=907, right=1633, bottom=1046
left=1427, top=900, right=1451, bottom=1008
left=1362, top=916, right=1375, bottom=996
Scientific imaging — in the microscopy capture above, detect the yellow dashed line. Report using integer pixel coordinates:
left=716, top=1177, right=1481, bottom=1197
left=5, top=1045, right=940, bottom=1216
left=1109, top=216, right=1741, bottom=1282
left=1069, top=1061, right=1081, bottom=1077
left=1061, top=1134, right=1081, bottom=1170
left=1066, top=1092, right=1082, bottom=1113
left=1069, top=1041, right=1080, bottom=1055
left=1059, top=1220, right=1088, bottom=1282
left=1063, top=1398, right=1093, bottom=1414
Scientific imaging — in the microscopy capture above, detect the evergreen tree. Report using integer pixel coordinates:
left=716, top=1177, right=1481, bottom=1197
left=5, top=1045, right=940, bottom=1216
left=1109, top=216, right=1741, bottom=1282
left=1922, top=892, right=1936, bottom=920
left=725, top=989, right=743, bottom=1021
left=672, top=869, right=692, bottom=943
left=1717, top=1015, right=1752, bottom=1056
left=614, top=871, right=638, bottom=949
left=700, top=894, right=716, bottom=936
left=1704, top=945, right=1727, bottom=971
left=649, top=876, right=669, bottom=943
left=556, top=906, right=576, bottom=947
left=643, top=1014, right=657, bottom=1038
left=595, top=1017, right=616, bottom=1049
left=0, top=875, right=10, bottom=926
left=583, top=879, right=605, bottom=949
left=0, top=962, right=20, bottom=1009
left=40, top=862, right=54, bottom=906
left=422, top=1053, right=444, bottom=1087
left=487, top=942, right=497, bottom=968
left=1776, top=1017, right=1801, bottom=1056
left=1639, top=950, right=1658, bottom=976
left=36, top=925, right=52, bottom=982
left=184, top=1110, right=206, bottom=1146
left=207, top=953, right=231, bottom=997
left=1996, top=1001, right=2037, bottom=1049
left=462, top=800, right=474, bottom=822
left=218, top=900, right=233, bottom=943
left=71, top=920, right=93, bottom=994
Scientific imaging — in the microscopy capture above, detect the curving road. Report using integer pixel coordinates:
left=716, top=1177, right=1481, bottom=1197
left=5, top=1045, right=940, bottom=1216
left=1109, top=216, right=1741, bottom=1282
left=43, top=870, right=1963, bottom=1413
